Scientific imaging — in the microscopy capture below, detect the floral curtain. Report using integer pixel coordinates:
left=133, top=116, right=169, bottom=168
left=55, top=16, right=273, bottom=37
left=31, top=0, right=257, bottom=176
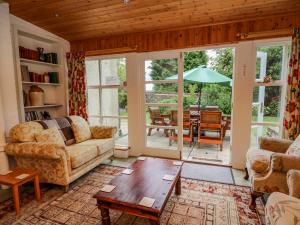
left=283, top=28, right=300, bottom=140
left=66, top=52, right=88, bottom=120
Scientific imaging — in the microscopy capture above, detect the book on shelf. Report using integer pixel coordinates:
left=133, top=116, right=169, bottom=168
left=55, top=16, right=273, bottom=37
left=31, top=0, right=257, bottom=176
left=25, top=111, right=51, bottom=122
left=21, top=65, right=30, bottom=81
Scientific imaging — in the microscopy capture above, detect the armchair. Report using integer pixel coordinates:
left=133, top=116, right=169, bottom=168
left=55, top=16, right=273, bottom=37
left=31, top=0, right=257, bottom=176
left=265, top=170, right=300, bottom=225
left=245, top=136, right=300, bottom=209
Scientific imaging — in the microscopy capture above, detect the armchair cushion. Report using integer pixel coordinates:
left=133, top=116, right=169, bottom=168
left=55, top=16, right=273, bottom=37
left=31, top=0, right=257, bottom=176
left=35, top=127, right=65, bottom=146
left=287, top=169, right=300, bottom=198
left=246, top=149, right=273, bottom=173
left=271, top=153, right=300, bottom=172
left=90, top=126, right=117, bottom=139
left=69, top=116, right=92, bottom=143
left=5, top=142, right=67, bottom=160
left=9, top=121, right=44, bottom=142
left=259, top=137, right=293, bottom=153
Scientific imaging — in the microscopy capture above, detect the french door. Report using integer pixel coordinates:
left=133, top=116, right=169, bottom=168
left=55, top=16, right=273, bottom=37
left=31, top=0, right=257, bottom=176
left=251, top=41, right=290, bottom=147
left=142, top=52, right=183, bottom=159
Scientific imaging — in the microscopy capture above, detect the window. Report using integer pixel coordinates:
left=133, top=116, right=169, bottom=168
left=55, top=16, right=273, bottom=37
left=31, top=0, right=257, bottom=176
left=86, top=58, right=128, bottom=146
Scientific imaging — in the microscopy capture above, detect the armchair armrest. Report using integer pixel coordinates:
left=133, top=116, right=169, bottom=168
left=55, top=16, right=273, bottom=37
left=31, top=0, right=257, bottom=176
left=287, top=169, right=300, bottom=198
left=5, top=142, right=68, bottom=160
left=259, top=137, right=293, bottom=153
left=271, top=153, right=300, bottom=172
left=90, top=126, right=117, bottom=139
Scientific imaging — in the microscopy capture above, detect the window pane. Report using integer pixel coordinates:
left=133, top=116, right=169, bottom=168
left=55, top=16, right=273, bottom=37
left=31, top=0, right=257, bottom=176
left=101, top=88, right=127, bottom=117
left=256, top=45, right=283, bottom=81
left=145, top=83, right=178, bottom=104
left=87, top=89, right=100, bottom=116
left=86, top=60, right=100, bottom=86
left=252, top=86, right=282, bottom=123
left=102, top=117, right=128, bottom=146
left=145, top=59, right=178, bottom=82
left=101, top=58, right=126, bottom=85
left=88, top=117, right=100, bottom=126
left=251, top=125, right=280, bottom=147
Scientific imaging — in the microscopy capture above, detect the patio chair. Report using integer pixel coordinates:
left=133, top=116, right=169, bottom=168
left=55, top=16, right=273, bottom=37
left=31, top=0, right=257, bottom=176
left=169, top=110, right=193, bottom=147
left=205, top=105, right=219, bottom=111
left=197, top=111, right=225, bottom=151
left=147, top=106, right=170, bottom=136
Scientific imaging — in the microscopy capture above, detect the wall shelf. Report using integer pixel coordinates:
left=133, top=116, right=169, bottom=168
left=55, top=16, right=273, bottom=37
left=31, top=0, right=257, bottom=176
left=24, top=104, right=62, bottom=110
left=22, top=81, right=61, bottom=86
left=20, top=58, right=61, bottom=67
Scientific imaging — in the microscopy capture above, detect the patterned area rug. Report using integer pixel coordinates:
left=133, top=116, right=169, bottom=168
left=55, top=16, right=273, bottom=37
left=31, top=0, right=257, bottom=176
left=0, top=165, right=265, bottom=225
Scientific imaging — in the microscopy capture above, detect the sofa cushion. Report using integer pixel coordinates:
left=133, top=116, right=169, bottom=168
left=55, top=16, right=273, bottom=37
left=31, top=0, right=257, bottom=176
left=76, top=138, right=114, bottom=155
left=38, top=117, right=76, bottom=146
left=10, top=121, right=44, bottom=142
left=247, top=149, right=273, bottom=173
left=35, top=127, right=65, bottom=146
left=66, top=145, right=98, bottom=169
left=286, top=135, right=300, bottom=156
left=69, top=116, right=92, bottom=143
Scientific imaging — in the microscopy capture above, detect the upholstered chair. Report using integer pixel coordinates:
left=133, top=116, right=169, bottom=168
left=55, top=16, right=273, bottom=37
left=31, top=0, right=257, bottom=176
left=245, top=135, right=300, bottom=209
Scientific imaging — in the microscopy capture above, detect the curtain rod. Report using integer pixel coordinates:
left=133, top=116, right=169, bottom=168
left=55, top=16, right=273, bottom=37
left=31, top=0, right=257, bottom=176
left=237, top=29, right=292, bottom=40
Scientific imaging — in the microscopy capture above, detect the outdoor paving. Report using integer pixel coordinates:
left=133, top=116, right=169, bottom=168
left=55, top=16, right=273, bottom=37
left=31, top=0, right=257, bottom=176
left=115, top=128, right=231, bottom=166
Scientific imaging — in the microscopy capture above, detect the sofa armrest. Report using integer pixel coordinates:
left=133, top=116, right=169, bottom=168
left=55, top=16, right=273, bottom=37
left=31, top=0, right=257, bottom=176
left=271, top=153, right=300, bottom=172
left=90, top=126, right=117, bottom=139
left=5, top=142, right=68, bottom=160
left=287, top=169, right=300, bottom=198
left=259, top=137, right=293, bottom=153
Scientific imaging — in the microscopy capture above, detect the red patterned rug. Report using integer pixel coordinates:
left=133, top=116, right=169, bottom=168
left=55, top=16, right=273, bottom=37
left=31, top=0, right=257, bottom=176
left=0, top=165, right=265, bottom=225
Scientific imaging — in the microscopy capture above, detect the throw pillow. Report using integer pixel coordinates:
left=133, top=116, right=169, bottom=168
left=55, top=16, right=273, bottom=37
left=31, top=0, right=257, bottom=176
left=69, top=116, right=92, bottom=143
left=35, top=127, right=65, bottom=146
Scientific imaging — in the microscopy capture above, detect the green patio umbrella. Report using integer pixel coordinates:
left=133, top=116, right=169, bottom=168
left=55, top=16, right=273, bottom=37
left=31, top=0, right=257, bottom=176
left=167, top=65, right=231, bottom=107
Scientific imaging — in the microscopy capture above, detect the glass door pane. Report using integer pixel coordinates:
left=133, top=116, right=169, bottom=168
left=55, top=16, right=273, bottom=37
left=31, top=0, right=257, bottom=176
left=251, top=43, right=288, bottom=147
left=144, top=57, right=181, bottom=151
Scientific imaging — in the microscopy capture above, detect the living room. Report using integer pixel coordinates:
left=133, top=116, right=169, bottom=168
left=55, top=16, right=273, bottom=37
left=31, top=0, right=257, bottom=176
left=0, top=1, right=300, bottom=224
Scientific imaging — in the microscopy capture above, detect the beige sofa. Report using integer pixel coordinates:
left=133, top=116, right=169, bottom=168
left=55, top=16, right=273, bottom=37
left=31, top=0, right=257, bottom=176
left=245, top=135, right=300, bottom=209
left=265, top=169, right=300, bottom=225
left=5, top=116, right=115, bottom=190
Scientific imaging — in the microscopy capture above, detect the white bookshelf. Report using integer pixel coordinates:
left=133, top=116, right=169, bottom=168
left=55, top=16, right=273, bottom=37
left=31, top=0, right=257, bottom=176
left=13, top=26, right=67, bottom=122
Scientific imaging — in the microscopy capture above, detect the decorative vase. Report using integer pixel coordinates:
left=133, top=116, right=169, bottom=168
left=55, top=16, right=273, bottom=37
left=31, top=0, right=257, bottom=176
left=37, top=47, right=45, bottom=62
left=29, top=85, right=44, bottom=106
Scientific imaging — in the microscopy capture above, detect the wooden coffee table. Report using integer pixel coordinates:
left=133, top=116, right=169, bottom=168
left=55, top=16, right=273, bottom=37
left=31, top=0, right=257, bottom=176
left=94, top=157, right=182, bottom=225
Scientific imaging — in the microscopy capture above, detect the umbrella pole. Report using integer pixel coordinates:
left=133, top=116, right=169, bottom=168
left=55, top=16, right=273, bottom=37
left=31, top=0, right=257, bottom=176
left=197, top=83, right=203, bottom=111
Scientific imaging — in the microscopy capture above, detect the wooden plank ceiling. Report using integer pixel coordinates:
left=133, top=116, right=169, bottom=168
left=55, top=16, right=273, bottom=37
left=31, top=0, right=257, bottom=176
left=5, top=0, right=300, bottom=41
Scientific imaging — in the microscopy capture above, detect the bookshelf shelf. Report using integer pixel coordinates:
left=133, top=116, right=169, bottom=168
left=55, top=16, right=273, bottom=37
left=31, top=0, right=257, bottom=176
left=20, top=58, right=61, bottom=67
left=24, top=104, right=62, bottom=110
left=22, top=81, right=61, bottom=86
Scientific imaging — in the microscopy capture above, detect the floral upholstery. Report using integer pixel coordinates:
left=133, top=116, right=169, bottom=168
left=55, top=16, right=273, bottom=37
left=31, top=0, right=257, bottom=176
left=35, top=127, right=65, bottom=146
left=4, top=116, right=114, bottom=187
left=9, top=122, right=44, bottom=142
left=265, top=192, right=300, bottom=225
left=90, top=126, right=117, bottom=139
left=69, top=115, right=91, bottom=143
left=66, top=145, right=98, bottom=169
left=246, top=136, right=300, bottom=195
left=287, top=170, right=300, bottom=198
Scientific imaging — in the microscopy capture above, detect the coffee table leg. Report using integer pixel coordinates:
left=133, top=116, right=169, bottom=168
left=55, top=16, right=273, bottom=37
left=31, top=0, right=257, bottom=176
left=100, top=207, right=111, bottom=225
left=175, top=176, right=181, bottom=195
left=34, top=175, right=41, bottom=201
left=12, top=185, right=20, bottom=215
